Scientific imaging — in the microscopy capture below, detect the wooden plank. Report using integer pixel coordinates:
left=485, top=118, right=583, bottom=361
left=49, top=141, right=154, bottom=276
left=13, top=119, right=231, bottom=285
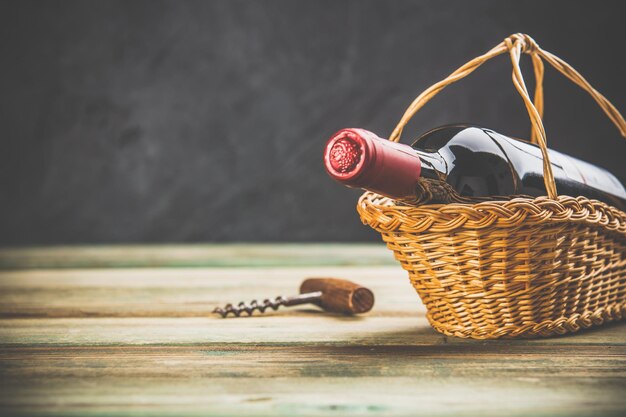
left=1, top=264, right=625, bottom=347
left=0, top=266, right=417, bottom=318
left=1, top=317, right=625, bottom=347
left=0, top=345, right=625, bottom=417
left=2, top=345, right=625, bottom=378
left=0, top=244, right=396, bottom=270
left=1, top=265, right=623, bottom=346
left=1, top=376, right=624, bottom=417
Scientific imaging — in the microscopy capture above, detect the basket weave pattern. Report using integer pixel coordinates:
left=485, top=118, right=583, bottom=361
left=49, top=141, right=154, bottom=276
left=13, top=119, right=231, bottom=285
left=359, top=194, right=626, bottom=338
left=358, top=34, right=626, bottom=339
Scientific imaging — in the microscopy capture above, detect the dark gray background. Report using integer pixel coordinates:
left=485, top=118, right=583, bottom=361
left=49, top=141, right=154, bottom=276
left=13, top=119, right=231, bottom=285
left=1, top=0, right=625, bottom=245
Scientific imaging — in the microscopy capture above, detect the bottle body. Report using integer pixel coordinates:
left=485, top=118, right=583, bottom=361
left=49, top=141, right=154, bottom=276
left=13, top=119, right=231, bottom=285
left=324, top=125, right=626, bottom=210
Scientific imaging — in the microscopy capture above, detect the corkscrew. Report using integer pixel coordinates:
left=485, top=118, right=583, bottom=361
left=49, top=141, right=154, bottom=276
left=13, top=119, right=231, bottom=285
left=213, top=278, right=374, bottom=318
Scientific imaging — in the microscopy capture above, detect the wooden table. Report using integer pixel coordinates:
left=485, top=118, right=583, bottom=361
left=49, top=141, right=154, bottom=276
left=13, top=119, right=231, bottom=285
left=1, top=244, right=625, bottom=416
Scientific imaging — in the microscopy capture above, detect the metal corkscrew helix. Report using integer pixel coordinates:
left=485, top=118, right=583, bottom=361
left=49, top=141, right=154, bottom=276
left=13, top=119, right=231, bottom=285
left=213, top=278, right=374, bottom=318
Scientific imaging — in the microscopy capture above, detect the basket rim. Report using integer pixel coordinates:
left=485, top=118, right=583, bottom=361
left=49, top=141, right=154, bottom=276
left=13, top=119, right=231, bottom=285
left=357, top=192, right=626, bottom=235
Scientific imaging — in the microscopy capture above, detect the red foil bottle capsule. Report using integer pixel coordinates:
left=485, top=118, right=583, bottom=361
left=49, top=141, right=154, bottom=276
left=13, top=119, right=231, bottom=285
left=323, top=128, right=422, bottom=199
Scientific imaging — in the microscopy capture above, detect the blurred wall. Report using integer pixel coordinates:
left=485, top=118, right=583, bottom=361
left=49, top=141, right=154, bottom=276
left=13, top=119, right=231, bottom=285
left=1, top=0, right=625, bottom=245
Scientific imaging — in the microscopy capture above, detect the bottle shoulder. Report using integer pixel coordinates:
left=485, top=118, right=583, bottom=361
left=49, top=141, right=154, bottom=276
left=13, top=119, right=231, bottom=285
left=411, top=124, right=515, bottom=163
left=411, top=124, right=521, bottom=151
left=410, top=124, right=519, bottom=198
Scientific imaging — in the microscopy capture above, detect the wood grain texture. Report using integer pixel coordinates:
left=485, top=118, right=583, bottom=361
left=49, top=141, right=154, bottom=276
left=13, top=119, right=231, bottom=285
left=0, top=244, right=625, bottom=416
left=0, top=244, right=396, bottom=270
left=299, top=277, right=375, bottom=314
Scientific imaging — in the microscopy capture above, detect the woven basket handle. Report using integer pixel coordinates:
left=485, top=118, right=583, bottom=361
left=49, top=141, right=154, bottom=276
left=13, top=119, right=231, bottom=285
left=389, top=33, right=626, bottom=200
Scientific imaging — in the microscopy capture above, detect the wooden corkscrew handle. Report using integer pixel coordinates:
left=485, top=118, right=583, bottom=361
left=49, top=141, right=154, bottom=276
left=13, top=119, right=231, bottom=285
left=299, top=278, right=375, bottom=315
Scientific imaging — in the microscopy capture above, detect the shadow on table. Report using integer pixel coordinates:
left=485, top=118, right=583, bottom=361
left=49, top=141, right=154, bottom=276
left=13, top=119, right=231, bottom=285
left=328, top=319, right=626, bottom=357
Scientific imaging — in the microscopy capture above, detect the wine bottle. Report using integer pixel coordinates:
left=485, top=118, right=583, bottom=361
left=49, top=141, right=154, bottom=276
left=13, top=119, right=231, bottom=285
left=323, top=125, right=626, bottom=211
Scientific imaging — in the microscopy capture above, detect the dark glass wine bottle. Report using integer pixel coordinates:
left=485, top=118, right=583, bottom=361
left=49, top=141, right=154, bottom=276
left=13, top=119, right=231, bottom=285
left=323, top=125, right=626, bottom=211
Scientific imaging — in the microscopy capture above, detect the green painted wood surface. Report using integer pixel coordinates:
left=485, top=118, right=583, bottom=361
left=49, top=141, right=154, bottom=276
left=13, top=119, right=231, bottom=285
left=0, top=245, right=625, bottom=416
left=0, top=244, right=396, bottom=269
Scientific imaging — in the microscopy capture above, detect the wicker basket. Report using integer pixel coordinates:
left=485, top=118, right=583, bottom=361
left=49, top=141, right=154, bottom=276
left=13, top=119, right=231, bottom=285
left=357, top=34, right=626, bottom=339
